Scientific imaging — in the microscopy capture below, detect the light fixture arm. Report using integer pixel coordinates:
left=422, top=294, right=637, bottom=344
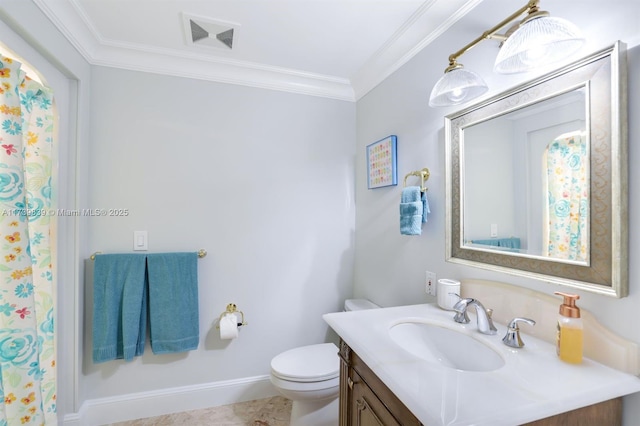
left=445, top=0, right=540, bottom=69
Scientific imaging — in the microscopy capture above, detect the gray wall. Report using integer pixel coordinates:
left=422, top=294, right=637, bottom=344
left=354, top=0, right=640, bottom=424
left=83, top=66, right=356, bottom=399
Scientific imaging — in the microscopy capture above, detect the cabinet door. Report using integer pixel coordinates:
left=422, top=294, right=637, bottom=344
left=351, top=370, right=401, bottom=426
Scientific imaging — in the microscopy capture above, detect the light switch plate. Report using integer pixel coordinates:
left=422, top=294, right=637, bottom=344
left=133, top=231, right=148, bottom=251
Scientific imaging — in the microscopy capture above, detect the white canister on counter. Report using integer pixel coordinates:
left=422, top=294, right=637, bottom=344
left=436, top=279, right=461, bottom=310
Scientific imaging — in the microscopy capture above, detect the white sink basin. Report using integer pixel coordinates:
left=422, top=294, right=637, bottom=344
left=324, top=302, right=640, bottom=425
left=389, top=321, right=505, bottom=372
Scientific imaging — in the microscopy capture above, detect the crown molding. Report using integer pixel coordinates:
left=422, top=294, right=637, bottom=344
left=351, top=0, right=484, bottom=100
left=91, top=42, right=356, bottom=101
left=33, top=0, right=355, bottom=100
left=33, top=0, right=481, bottom=102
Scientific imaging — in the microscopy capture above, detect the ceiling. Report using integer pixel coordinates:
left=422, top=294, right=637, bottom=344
left=33, top=0, right=484, bottom=101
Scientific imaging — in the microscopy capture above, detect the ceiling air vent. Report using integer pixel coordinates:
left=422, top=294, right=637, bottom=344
left=182, top=13, right=239, bottom=50
left=216, top=29, right=234, bottom=49
left=189, top=20, right=209, bottom=43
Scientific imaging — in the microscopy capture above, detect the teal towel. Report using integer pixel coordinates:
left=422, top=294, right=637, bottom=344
left=498, top=237, right=521, bottom=249
left=92, top=254, right=148, bottom=363
left=401, top=185, right=421, bottom=203
left=472, top=237, right=521, bottom=251
left=147, top=252, right=199, bottom=354
left=400, top=186, right=423, bottom=235
left=422, top=191, right=431, bottom=223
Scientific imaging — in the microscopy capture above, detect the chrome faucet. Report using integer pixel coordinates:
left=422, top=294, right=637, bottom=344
left=502, top=317, right=536, bottom=348
left=452, top=298, right=497, bottom=335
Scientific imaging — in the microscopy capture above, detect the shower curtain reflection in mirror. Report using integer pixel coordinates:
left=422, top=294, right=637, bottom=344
left=0, top=54, right=57, bottom=424
left=543, top=131, right=589, bottom=262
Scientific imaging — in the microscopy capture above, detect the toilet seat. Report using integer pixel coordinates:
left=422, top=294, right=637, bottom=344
left=271, top=343, right=339, bottom=383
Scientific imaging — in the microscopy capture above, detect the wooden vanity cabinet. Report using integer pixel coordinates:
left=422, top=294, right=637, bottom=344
left=337, top=340, right=622, bottom=426
left=338, top=340, right=422, bottom=426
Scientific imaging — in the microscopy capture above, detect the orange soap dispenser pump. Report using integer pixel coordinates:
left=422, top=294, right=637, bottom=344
left=554, top=291, right=583, bottom=364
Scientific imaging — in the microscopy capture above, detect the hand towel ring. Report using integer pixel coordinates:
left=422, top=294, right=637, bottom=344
left=403, top=168, right=430, bottom=192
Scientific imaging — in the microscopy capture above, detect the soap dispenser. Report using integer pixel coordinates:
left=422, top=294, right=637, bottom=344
left=554, top=291, right=583, bottom=364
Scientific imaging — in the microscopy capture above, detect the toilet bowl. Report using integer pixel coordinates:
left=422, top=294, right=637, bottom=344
left=270, top=299, right=380, bottom=426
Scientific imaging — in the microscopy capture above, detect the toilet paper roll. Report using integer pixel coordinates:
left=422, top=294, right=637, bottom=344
left=219, top=313, right=238, bottom=339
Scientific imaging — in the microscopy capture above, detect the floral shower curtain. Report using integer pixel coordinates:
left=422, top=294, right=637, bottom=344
left=543, top=131, right=588, bottom=262
left=0, top=55, right=57, bottom=424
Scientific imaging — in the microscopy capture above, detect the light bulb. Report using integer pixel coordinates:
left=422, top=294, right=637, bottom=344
left=494, top=15, right=585, bottom=74
left=447, top=87, right=468, bottom=103
left=429, top=67, right=488, bottom=107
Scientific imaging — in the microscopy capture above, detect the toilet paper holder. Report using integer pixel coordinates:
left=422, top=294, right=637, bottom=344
left=216, top=303, right=247, bottom=328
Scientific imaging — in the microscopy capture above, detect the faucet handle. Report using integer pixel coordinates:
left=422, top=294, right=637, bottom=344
left=448, top=292, right=462, bottom=300
left=453, top=310, right=470, bottom=324
left=502, top=317, right=536, bottom=348
left=451, top=295, right=471, bottom=324
left=485, top=308, right=498, bottom=333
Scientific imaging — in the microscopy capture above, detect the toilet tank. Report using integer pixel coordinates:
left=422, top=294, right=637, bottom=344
left=344, top=299, right=380, bottom=311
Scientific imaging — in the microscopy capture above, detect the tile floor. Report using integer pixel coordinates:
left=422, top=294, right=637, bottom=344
left=107, top=396, right=292, bottom=426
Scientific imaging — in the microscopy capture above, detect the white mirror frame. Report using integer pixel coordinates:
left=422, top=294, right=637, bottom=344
left=445, top=41, right=628, bottom=297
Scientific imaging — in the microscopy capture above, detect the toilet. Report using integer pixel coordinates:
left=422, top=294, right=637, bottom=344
left=270, top=299, right=380, bottom=426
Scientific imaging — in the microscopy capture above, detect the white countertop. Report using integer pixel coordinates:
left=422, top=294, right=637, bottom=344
left=323, top=303, right=640, bottom=426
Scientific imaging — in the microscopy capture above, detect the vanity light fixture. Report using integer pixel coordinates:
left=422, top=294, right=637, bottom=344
left=429, top=0, right=584, bottom=107
left=428, top=63, right=488, bottom=108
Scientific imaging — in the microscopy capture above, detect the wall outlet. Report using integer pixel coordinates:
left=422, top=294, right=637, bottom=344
left=425, top=270, right=437, bottom=296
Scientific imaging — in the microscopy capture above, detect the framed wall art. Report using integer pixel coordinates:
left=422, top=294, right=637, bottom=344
left=367, top=135, right=397, bottom=189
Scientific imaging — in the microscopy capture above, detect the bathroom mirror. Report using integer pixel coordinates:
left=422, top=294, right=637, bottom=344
left=445, top=42, right=628, bottom=297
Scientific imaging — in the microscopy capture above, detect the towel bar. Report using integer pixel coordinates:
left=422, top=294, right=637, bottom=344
left=403, top=168, right=430, bottom=192
left=90, top=249, right=207, bottom=260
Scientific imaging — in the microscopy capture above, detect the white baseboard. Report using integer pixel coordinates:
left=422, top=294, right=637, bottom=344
left=63, top=375, right=279, bottom=426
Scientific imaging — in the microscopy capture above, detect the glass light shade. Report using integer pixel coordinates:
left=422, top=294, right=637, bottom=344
left=429, top=68, right=488, bottom=107
left=494, top=16, right=585, bottom=74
